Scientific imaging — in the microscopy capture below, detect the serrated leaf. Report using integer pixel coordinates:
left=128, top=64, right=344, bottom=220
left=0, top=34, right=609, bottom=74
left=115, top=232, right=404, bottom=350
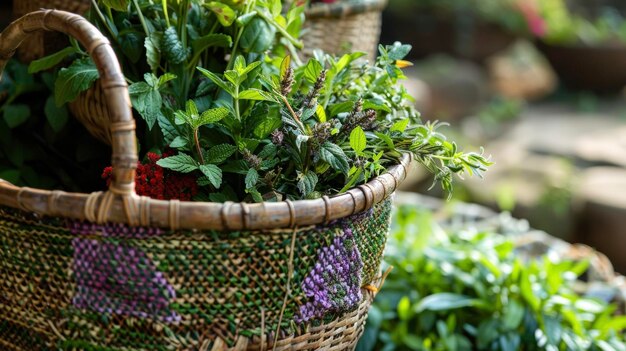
left=239, top=89, right=276, bottom=101
left=205, top=144, right=237, bottom=164
left=169, top=136, right=187, bottom=148
left=130, top=86, right=162, bottom=129
left=54, top=58, right=98, bottom=106
left=350, top=126, right=366, bottom=155
left=197, top=67, right=234, bottom=95
left=44, top=96, right=68, bottom=132
left=191, top=34, right=232, bottom=55
left=245, top=168, right=259, bottom=189
left=388, top=42, right=412, bottom=60
left=304, top=59, right=323, bottom=84
left=156, top=154, right=198, bottom=173
left=158, top=73, right=177, bottom=88
left=253, top=116, right=281, bottom=139
left=145, top=33, right=162, bottom=73
left=186, top=100, right=199, bottom=117
left=3, top=104, right=30, bottom=128
left=198, top=107, right=229, bottom=127
left=162, top=26, right=187, bottom=65
left=391, top=119, right=409, bottom=132
left=258, top=143, right=278, bottom=159
left=320, top=142, right=349, bottom=174
left=199, top=164, right=222, bottom=188
left=247, top=187, right=263, bottom=202
left=102, top=0, right=128, bottom=11
left=157, top=113, right=178, bottom=143
left=28, top=47, right=77, bottom=74
left=297, top=172, right=318, bottom=196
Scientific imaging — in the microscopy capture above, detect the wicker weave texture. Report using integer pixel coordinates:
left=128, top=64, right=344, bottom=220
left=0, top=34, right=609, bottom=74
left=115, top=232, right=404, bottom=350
left=302, top=10, right=383, bottom=62
left=0, top=200, right=391, bottom=350
left=302, top=0, right=387, bottom=62
left=11, top=0, right=90, bottom=62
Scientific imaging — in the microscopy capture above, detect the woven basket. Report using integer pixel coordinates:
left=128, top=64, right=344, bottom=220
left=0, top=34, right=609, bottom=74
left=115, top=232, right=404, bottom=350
left=11, top=0, right=90, bottom=63
left=302, top=0, right=388, bottom=62
left=0, top=10, right=411, bottom=350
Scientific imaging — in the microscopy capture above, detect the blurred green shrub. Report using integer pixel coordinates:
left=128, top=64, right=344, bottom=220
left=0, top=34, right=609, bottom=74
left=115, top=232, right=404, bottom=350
left=357, top=205, right=626, bottom=350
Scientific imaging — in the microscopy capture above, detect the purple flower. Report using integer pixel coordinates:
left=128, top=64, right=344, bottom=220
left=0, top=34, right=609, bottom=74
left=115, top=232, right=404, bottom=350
left=296, top=223, right=364, bottom=323
left=70, top=222, right=179, bottom=323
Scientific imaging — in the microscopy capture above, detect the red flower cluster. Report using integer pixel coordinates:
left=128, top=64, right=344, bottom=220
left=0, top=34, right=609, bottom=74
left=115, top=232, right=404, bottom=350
left=102, top=152, right=198, bottom=201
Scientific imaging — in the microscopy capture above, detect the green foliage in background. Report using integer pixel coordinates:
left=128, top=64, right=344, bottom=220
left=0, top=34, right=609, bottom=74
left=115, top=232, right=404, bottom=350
left=358, top=205, right=626, bottom=350
left=539, top=0, right=626, bottom=45
left=0, top=60, right=109, bottom=191
left=387, top=0, right=529, bottom=34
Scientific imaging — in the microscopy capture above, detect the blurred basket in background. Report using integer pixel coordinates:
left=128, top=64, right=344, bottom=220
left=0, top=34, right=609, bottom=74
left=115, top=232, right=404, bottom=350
left=302, top=0, right=388, bottom=62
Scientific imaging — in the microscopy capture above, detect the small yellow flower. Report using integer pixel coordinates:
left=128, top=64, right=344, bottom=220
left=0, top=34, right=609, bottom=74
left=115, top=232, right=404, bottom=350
left=395, top=60, right=413, bottom=69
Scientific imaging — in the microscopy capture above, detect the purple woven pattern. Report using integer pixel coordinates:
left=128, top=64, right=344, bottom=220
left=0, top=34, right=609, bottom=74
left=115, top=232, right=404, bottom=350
left=70, top=223, right=179, bottom=323
left=296, top=223, right=364, bottom=323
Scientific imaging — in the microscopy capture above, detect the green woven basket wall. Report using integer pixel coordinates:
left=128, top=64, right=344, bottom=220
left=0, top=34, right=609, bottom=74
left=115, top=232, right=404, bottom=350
left=0, top=199, right=392, bottom=350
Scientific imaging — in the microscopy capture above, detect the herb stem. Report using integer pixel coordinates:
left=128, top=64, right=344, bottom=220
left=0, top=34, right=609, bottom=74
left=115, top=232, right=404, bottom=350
left=132, top=0, right=150, bottom=37
left=161, top=0, right=170, bottom=27
left=256, top=11, right=303, bottom=49
left=280, top=95, right=300, bottom=124
left=89, top=0, right=118, bottom=41
left=234, top=85, right=241, bottom=121
left=194, top=128, right=205, bottom=164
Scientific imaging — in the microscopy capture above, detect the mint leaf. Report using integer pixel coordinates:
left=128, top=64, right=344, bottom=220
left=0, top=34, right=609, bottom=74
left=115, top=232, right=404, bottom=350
left=157, top=154, right=198, bottom=173
left=297, top=172, right=318, bottom=196
left=320, top=142, right=349, bottom=174
left=239, top=89, right=276, bottom=101
left=54, top=58, right=98, bottom=106
left=205, top=144, right=237, bottom=164
left=197, top=67, right=234, bottom=95
left=129, top=84, right=162, bottom=129
left=3, top=104, right=30, bottom=128
left=198, top=107, right=229, bottom=127
left=158, top=73, right=177, bottom=88
left=303, top=59, right=323, bottom=84
left=169, top=136, right=187, bottom=148
left=253, top=116, right=281, bottom=139
left=350, top=126, right=366, bottom=155
left=191, top=34, right=232, bottom=55
left=391, top=119, right=409, bottom=133
left=199, top=164, right=222, bottom=188
left=145, top=33, right=162, bottom=74
left=245, top=168, right=259, bottom=189
left=28, top=47, right=77, bottom=74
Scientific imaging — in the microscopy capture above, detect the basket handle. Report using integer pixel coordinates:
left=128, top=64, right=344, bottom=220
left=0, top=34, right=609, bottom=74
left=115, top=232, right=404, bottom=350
left=0, top=10, right=138, bottom=199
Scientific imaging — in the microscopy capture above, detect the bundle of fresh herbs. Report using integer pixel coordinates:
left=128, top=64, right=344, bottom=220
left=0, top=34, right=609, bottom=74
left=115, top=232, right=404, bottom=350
left=30, top=0, right=490, bottom=202
left=359, top=205, right=626, bottom=350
